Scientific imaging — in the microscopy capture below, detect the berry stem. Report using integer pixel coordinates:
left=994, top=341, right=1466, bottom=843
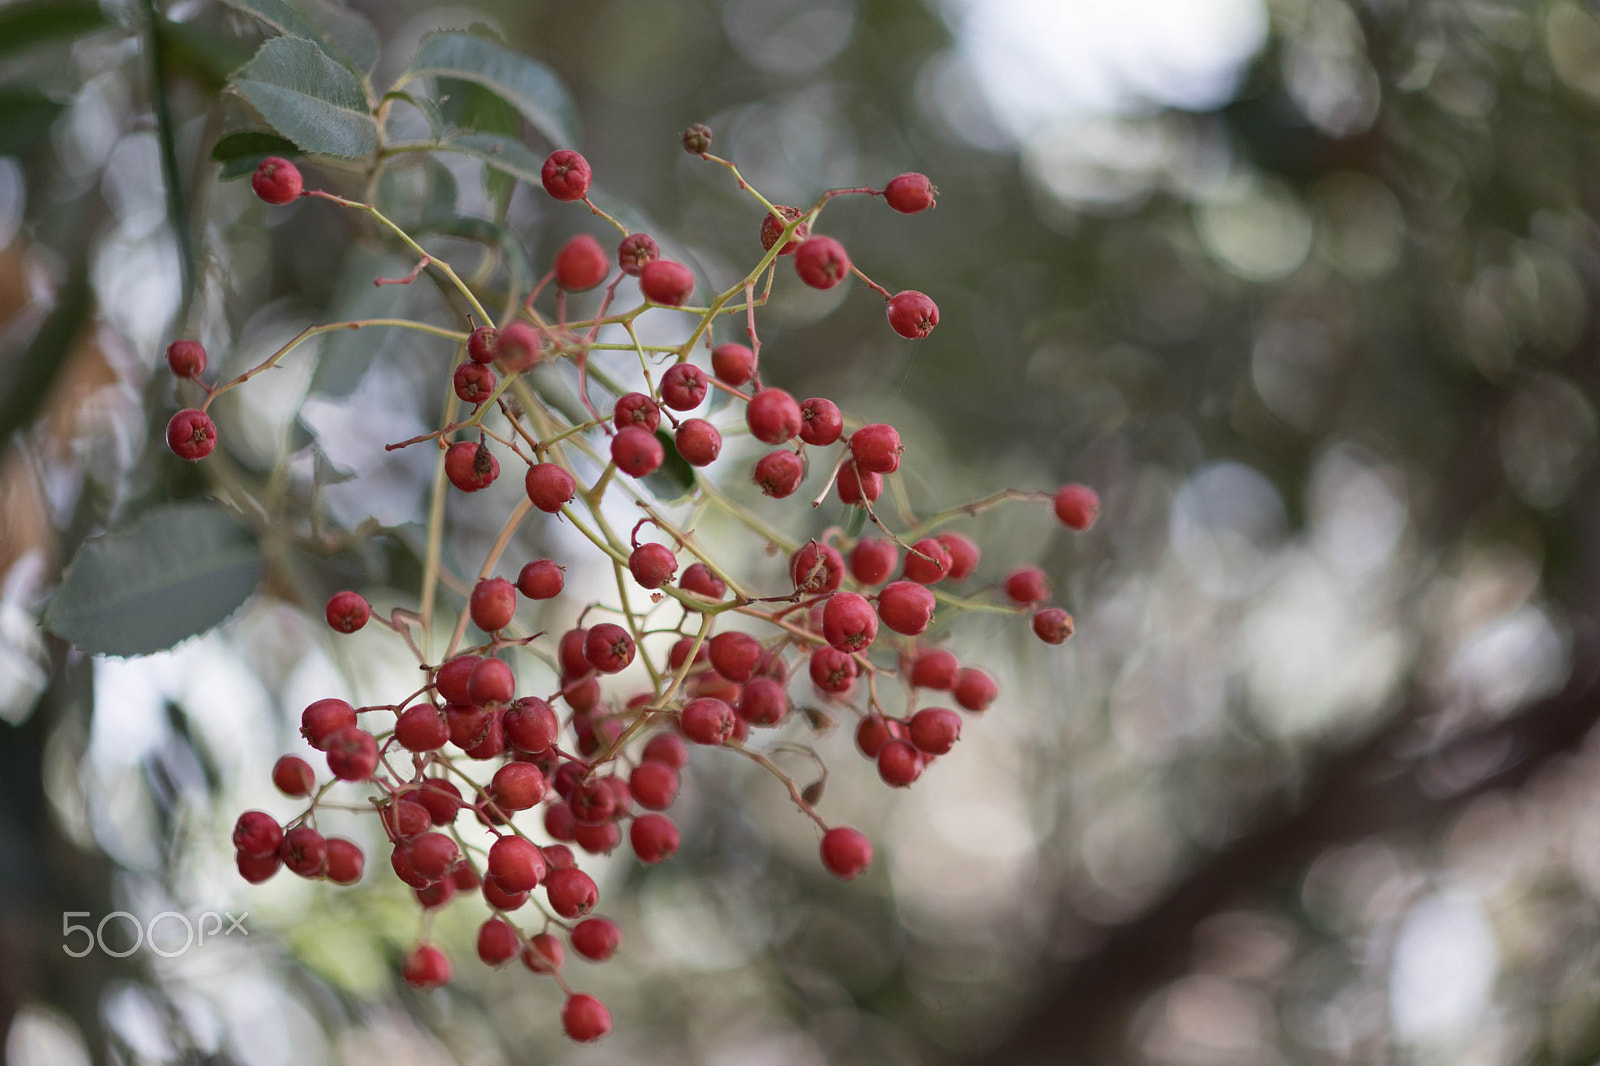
left=580, top=196, right=629, bottom=236
left=902, top=489, right=1057, bottom=540
left=444, top=497, right=533, bottom=659
left=727, top=744, right=830, bottom=831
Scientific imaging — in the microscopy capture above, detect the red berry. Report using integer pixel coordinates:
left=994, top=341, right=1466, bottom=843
left=435, top=655, right=479, bottom=703
left=630, top=761, right=679, bottom=809
left=525, top=462, right=576, bottom=513
left=661, top=362, right=708, bottom=410
left=909, top=707, right=962, bottom=755
left=935, top=531, right=981, bottom=581
left=487, top=835, right=547, bottom=892
left=679, top=562, right=726, bottom=601
left=711, top=342, right=756, bottom=386
left=545, top=866, right=599, bottom=918
left=760, top=205, right=810, bottom=255
left=558, top=627, right=591, bottom=677
left=910, top=648, right=959, bottom=689
left=855, top=715, right=893, bottom=758
left=793, top=235, right=851, bottom=289
left=886, top=290, right=939, bottom=339
left=836, top=463, right=882, bottom=506
left=611, top=426, right=664, bottom=477
left=490, top=762, right=548, bottom=811
left=233, top=811, right=282, bottom=858
left=517, top=559, right=565, bottom=599
left=822, top=592, right=878, bottom=652
left=324, top=590, right=371, bottom=634
left=467, top=326, right=498, bottom=363
left=1004, top=567, right=1051, bottom=605
left=165, top=339, right=206, bottom=378
left=799, top=397, right=843, bottom=446
left=403, top=945, right=451, bottom=989
left=236, top=849, right=281, bottom=884
left=878, top=580, right=935, bottom=635
left=563, top=993, right=612, bottom=1043
left=953, top=667, right=997, bottom=712
left=630, top=812, right=680, bottom=863
left=877, top=738, right=924, bottom=787
left=737, top=676, right=788, bottom=726
left=573, top=820, right=620, bottom=856
left=903, top=538, right=952, bottom=585
left=300, top=698, right=356, bottom=749
left=617, top=232, right=659, bottom=276
left=791, top=541, right=845, bottom=593
left=849, top=539, right=898, bottom=585
left=643, top=732, right=689, bottom=768
left=443, top=702, right=491, bottom=750
left=390, top=845, right=430, bottom=889
left=555, top=233, right=609, bottom=291
left=709, top=632, right=762, bottom=682
left=613, top=391, right=660, bottom=433
left=746, top=388, right=802, bottom=444
left=271, top=755, right=314, bottom=797
left=584, top=623, right=636, bottom=673
left=571, top=917, right=622, bottom=962
left=414, top=779, right=463, bottom=826
left=680, top=697, right=735, bottom=745
left=504, top=697, right=558, bottom=752
left=809, top=646, right=857, bottom=694
left=569, top=779, right=618, bottom=825
left=477, top=917, right=520, bottom=966
left=850, top=423, right=901, bottom=474
left=470, top=576, right=517, bottom=631
left=467, top=657, right=515, bottom=705
left=251, top=156, right=302, bottom=205
left=820, top=826, right=872, bottom=879
left=496, top=321, right=542, bottom=372
left=1053, top=484, right=1100, bottom=530
left=753, top=449, right=804, bottom=497
left=325, top=727, right=378, bottom=781
left=541, top=149, right=591, bottom=201
left=409, top=832, right=461, bottom=882
left=324, top=837, right=364, bottom=884
left=445, top=440, right=499, bottom=491
left=166, top=408, right=217, bottom=460
left=522, top=931, right=564, bottom=972
left=467, top=719, right=509, bottom=763
left=675, top=418, right=722, bottom=466
left=279, top=825, right=327, bottom=877
left=1033, top=607, right=1074, bottom=644
left=639, top=259, right=695, bottom=306
left=395, top=704, right=449, bottom=752
left=452, top=361, right=496, bottom=404
left=883, top=172, right=937, bottom=214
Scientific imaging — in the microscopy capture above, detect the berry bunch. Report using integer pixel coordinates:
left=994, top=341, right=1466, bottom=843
left=185, top=127, right=1097, bottom=1043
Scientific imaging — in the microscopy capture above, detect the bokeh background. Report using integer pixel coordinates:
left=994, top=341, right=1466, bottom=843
left=4, top=0, right=1600, bottom=1062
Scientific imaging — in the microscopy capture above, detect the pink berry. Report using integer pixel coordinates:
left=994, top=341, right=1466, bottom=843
left=165, top=339, right=206, bottom=378
left=434, top=655, right=479, bottom=704
left=793, top=235, right=851, bottom=289
left=251, top=157, right=302, bottom=205
left=235, top=850, right=281, bottom=884
left=571, top=917, right=622, bottom=961
left=517, top=559, right=564, bottom=600
left=737, top=676, right=788, bottom=726
left=584, top=623, right=635, bottom=673
left=555, top=234, right=609, bottom=291
left=166, top=408, right=217, bottom=460
left=1033, top=607, right=1074, bottom=644
left=489, top=762, right=547, bottom=811
left=639, top=259, right=694, bottom=306
left=799, top=397, right=843, bottom=446
left=886, top=290, right=939, bottom=339
left=496, top=321, right=542, bottom=372
left=300, top=698, right=356, bottom=749
left=272, top=755, right=315, bottom=797
left=643, top=733, right=689, bottom=768
left=746, top=388, right=802, bottom=444
left=477, top=917, right=519, bottom=966
left=611, top=426, right=664, bottom=478
left=661, top=362, right=709, bottom=410
left=279, top=825, right=327, bottom=877
left=836, top=463, right=882, bottom=506
left=233, top=810, right=282, bottom=858
left=936, top=531, right=981, bottom=581
left=394, top=704, right=449, bottom=752
left=791, top=541, right=845, bottom=593
left=709, top=632, right=762, bottom=682
left=525, top=462, right=576, bottom=513
left=467, top=326, right=498, bottom=363
left=562, top=993, right=611, bottom=1042
left=877, top=738, right=924, bottom=787
left=877, top=580, right=935, bottom=635
left=679, top=562, right=726, bottom=601
left=822, top=592, right=878, bottom=652
left=628, top=542, right=678, bottom=589
left=910, top=648, right=958, bottom=689
left=614, top=392, right=660, bottom=433
left=521, top=931, right=564, bottom=972
left=909, top=707, right=962, bottom=754
left=848, top=538, right=898, bottom=585
left=324, top=838, right=363, bottom=884
left=467, top=657, right=515, bottom=705
left=541, top=149, right=591, bottom=201
left=954, top=667, right=997, bottom=712
left=324, top=590, right=370, bottom=633
left=680, top=697, right=736, bottom=745
left=760, top=205, right=810, bottom=255
left=883, top=172, right=937, bottom=214
left=675, top=418, right=722, bottom=466
left=1053, top=484, right=1100, bottom=530
left=903, top=538, right=952, bottom=585
left=1004, top=566, right=1051, bottom=605
left=711, top=342, right=756, bottom=386
left=488, top=835, right=547, bottom=892
left=630, top=761, right=679, bottom=809
left=504, top=697, right=558, bottom=752
left=630, top=812, right=680, bottom=863
left=850, top=423, right=902, bottom=474
left=809, top=647, right=857, bottom=694
left=403, top=945, right=451, bottom=989
left=444, top=440, right=498, bottom=492
left=753, top=449, right=804, bottom=497
left=453, top=361, right=496, bottom=404
left=820, top=826, right=872, bottom=879
left=617, top=232, right=659, bottom=276
left=470, top=576, right=517, bottom=631
left=325, top=727, right=378, bottom=781
left=545, top=866, right=599, bottom=918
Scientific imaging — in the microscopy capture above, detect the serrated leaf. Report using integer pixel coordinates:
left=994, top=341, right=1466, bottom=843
left=645, top=429, right=695, bottom=502
left=382, top=89, right=444, bottom=141
left=232, top=36, right=377, bottom=159
left=211, top=129, right=302, bottom=179
left=218, top=0, right=378, bottom=76
left=401, top=32, right=577, bottom=148
left=43, top=504, right=263, bottom=657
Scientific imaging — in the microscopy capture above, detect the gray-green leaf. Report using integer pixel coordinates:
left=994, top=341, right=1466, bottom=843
left=232, top=36, right=377, bottom=159
left=401, top=32, right=578, bottom=148
left=219, top=0, right=379, bottom=76
left=436, top=131, right=546, bottom=186
left=43, top=503, right=264, bottom=657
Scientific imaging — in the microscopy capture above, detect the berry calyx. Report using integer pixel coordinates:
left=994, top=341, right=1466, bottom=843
left=324, top=590, right=370, bottom=633
left=541, top=149, right=592, bottom=202
left=793, top=235, right=851, bottom=289
left=760, top=205, right=810, bottom=255
left=886, top=290, right=939, bottom=339
left=251, top=157, right=302, bottom=205
left=617, top=232, right=659, bottom=276
left=444, top=440, right=499, bottom=492
left=820, top=826, right=872, bottom=880
left=711, top=342, right=756, bottom=386
left=526, top=462, right=577, bottom=513
left=883, top=172, right=937, bottom=214
left=681, top=123, right=713, bottom=154
left=1053, top=483, right=1100, bottom=530
left=165, top=339, right=206, bottom=378
left=639, top=259, right=694, bottom=306
left=166, top=408, right=217, bottom=461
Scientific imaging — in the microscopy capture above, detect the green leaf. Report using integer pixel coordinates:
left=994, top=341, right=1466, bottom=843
left=43, top=503, right=264, bottom=657
left=645, top=430, right=695, bottom=503
left=231, top=36, right=377, bottom=159
left=401, top=32, right=578, bottom=148
left=843, top=504, right=868, bottom=539
left=437, top=131, right=547, bottom=186
left=382, top=90, right=445, bottom=141
left=0, top=87, right=65, bottom=157
left=218, top=0, right=379, bottom=76
left=0, top=1, right=111, bottom=62
left=210, top=129, right=302, bottom=179
left=435, top=80, right=518, bottom=219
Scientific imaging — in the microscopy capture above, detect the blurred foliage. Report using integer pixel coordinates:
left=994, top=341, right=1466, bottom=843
left=4, top=0, right=1600, bottom=1064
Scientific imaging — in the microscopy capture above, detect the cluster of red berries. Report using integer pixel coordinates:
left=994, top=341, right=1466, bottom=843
left=187, top=125, right=1098, bottom=1043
